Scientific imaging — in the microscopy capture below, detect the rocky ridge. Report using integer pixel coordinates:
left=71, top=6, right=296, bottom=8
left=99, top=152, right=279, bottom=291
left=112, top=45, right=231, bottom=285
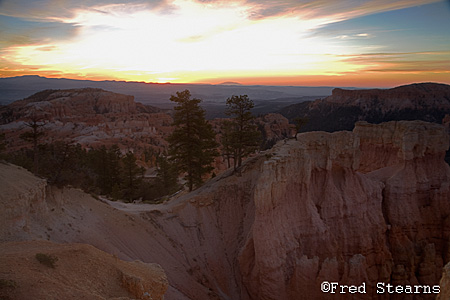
left=279, top=82, right=450, bottom=132
left=1, top=120, right=449, bottom=299
left=326, top=83, right=450, bottom=111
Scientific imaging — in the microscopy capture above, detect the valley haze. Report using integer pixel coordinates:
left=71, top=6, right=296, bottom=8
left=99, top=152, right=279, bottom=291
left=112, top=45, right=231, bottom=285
left=0, top=74, right=350, bottom=106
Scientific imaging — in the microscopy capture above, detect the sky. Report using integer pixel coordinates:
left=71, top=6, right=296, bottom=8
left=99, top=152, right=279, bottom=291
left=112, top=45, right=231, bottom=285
left=0, top=0, right=449, bottom=87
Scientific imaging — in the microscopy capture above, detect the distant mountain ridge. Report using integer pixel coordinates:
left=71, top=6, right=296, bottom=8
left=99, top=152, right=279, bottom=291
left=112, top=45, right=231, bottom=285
left=279, top=82, right=450, bottom=132
left=218, top=81, right=242, bottom=85
left=0, top=75, right=339, bottom=106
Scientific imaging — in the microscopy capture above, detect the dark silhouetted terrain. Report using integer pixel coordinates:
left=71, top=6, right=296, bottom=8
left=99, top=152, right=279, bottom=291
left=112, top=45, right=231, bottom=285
left=279, top=82, right=450, bottom=132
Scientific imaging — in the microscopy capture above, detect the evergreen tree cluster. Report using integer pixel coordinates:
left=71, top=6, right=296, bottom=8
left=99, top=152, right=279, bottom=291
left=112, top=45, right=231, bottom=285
left=4, top=142, right=178, bottom=202
left=3, top=89, right=265, bottom=200
left=166, top=90, right=261, bottom=190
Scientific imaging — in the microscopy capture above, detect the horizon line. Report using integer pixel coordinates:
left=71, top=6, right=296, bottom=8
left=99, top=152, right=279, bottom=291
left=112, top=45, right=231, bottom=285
left=3, top=74, right=449, bottom=90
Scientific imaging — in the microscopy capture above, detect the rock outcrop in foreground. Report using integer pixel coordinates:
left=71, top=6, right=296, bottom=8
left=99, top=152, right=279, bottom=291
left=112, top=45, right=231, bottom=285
left=0, top=240, right=168, bottom=300
left=1, top=120, right=449, bottom=299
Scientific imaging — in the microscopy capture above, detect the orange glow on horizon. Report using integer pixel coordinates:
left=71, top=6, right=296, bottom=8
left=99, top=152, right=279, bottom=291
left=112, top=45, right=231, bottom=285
left=2, top=69, right=449, bottom=89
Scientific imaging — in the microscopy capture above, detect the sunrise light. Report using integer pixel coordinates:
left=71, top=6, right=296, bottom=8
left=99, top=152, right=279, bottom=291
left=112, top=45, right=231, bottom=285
left=0, top=0, right=449, bottom=87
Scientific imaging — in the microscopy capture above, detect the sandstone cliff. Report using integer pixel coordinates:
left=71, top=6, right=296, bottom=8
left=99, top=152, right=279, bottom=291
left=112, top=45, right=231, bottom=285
left=232, top=120, right=449, bottom=299
left=1, top=120, right=449, bottom=299
left=326, top=83, right=450, bottom=111
left=279, top=82, right=450, bottom=132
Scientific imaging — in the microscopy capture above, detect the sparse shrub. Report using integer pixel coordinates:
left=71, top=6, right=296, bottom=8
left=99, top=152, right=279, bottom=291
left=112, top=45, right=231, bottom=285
left=35, top=253, right=58, bottom=268
left=0, top=279, right=17, bottom=289
left=0, top=278, right=17, bottom=300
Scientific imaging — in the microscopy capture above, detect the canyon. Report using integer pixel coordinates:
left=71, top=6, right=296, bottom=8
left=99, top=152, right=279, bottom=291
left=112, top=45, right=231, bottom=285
left=0, top=88, right=295, bottom=163
left=1, top=119, right=449, bottom=299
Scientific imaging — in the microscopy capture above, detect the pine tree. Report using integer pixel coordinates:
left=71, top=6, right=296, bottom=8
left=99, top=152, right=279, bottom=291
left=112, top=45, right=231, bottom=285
left=44, top=141, right=74, bottom=185
left=91, top=145, right=121, bottom=195
left=220, top=120, right=235, bottom=169
left=155, top=155, right=179, bottom=195
left=19, top=113, right=46, bottom=174
left=223, top=95, right=261, bottom=169
left=168, top=90, right=218, bottom=191
left=121, top=151, right=143, bottom=201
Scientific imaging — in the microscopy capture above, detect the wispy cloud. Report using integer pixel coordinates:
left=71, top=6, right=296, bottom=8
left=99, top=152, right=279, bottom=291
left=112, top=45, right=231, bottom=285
left=0, top=15, right=80, bottom=48
left=1, top=0, right=441, bottom=23
left=0, top=0, right=169, bottom=21
left=336, top=33, right=373, bottom=40
left=335, top=51, right=450, bottom=73
left=229, top=0, right=441, bottom=21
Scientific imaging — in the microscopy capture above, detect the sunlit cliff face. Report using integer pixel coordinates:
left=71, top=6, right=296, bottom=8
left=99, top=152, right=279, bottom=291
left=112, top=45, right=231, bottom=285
left=0, top=0, right=449, bottom=87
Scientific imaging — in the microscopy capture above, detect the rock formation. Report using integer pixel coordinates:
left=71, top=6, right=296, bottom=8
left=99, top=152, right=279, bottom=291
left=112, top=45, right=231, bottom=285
left=1, top=119, right=449, bottom=299
left=326, top=83, right=450, bottom=111
left=437, top=262, right=450, bottom=300
left=0, top=88, right=173, bottom=155
left=279, top=82, right=450, bottom=132
left=257, top=113, right=296, bottom=148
